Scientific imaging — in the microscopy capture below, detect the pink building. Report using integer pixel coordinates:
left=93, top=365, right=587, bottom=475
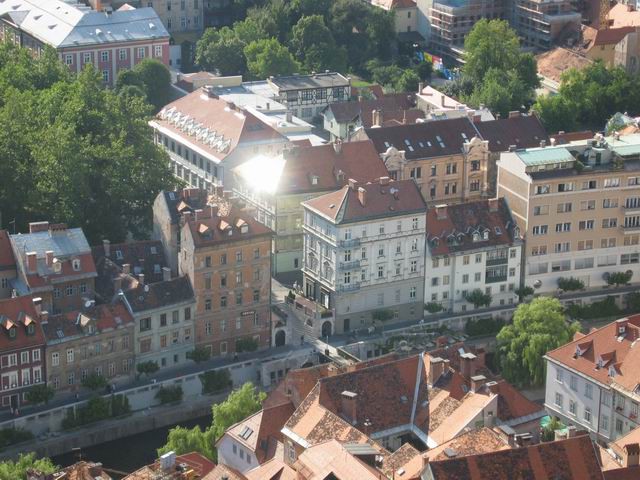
left=0, top=0, right=170, bottom=86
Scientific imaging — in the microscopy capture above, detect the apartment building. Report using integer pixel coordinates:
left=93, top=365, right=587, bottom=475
left=545, top=315, right=640, bottom=443
left=367, top=0, right=419, bottom=34
left=151, top=87, right=289, bottom=191
left=0, top=296, right=45, bottom=411
left=511, top=0, right=581, bottom=51
left=425, top=198, right=523, bottom=313
left=0, top=0, right=170, bottom=86
left=497, top=133, right=640, bottom=295
left=232, top=140, right=389, bottom=274
left=178, top=207, right=272, bottom=356
left=362, top=118, right=490, bottom=205
left=301, top=178, right=427, bottom=334
left=265, top=72, right=351, bottom=121
left=43, top=302, right=135, bottom=393
left=10, top=222, right=97, bottom=314
left=0, top=231, right=16, bottom=300
left=122, top=276, right=196, bottom=370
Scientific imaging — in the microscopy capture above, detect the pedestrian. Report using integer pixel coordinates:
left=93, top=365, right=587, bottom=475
left=75, top=393, right=79, bottom=401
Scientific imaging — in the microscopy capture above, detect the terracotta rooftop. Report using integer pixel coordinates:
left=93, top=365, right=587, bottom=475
left=232, top=140, right=389, bottom=196
left=427, top=433, right=604, bottom=479
left=244, top=457, right=296, bottom=480
left=202, top=464, right=246, bottom=480
left=53, top=461, right=113, bottom=480
left=551, top=130, right=595, bottom=145
left=0, top=230, right=16, bottom=270
left=183, top=208, right=272, bottom=249
left=303, top=177, right=426, bottom=224
left=153, top=88, right=287, bottom=162
left=604, top=466, right=640, bottom=480
left=536, top=48, right=592, bottom=83
left=546, top=315, right=640, bottom=391
left=474, top=115, right=548, bottom=152
left=0, top=295, right=46, bottom=352
left=293, top=440, right=388, bottom=479
left=591, top=26, right=636, bottom=46
left=365, top=117, right=480, bottom=160
left=351, top=84, right=385, bottom=100
left=123, top=276, right=194, bottom=313
left=43, top=302, right=134, bottom=344
left=124, top=452, right=216, bottom=479
left=609, top=3, right=640, bottom=27
left=425, top=427, right=510, bottom=462
left=426, top=198, right=520, bottom=256
left=323, top=93, right=424, bottom=127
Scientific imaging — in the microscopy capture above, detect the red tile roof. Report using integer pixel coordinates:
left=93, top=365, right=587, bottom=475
left=324, top=93, right=424, bottom=127
left=545, top=315, right=640, bottom=390
left=495, top=380, right=543, bottom=421
left=550, top=130, right=595, bottom=145
left=202, top=464, right=247, bottom=480
left=303, top=177, right=426, bottom=224
left=184, top=209, right=273, bottom=249
left=592, top=26, right=636, bottom=46
left=427, top=433, right=604, bottom=480
left=43, top=302, right=134, bottom=343
left=474, top=115, right=548, bottom=152
left=0, top=296, right=45, bottom=352
left=426, top=198, right=520, bottom=256
left=154, top=88, right=287, bottom=162
left=371, top=0, right=417, bottom=9
left=0, top=230, right=16, bottom=270
left=604, top=466, right=640, bottom=480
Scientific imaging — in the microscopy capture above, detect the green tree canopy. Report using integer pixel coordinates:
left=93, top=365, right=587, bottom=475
left=464, top=289, right=492, bottom=309
left=25, top=385, right=55, bottom=405
left=244, top=38, right=302, bottom=80
left=0, top=453, right=57, bottom=480
left=132, top=59, right=171, bottom=110
left=395, top=69, right=420, bottom=93
left=497, top=297, right=580, bottom=387
left=195, top=27, right=247, bottom=75
left=291, top=15, right=346, bottom=73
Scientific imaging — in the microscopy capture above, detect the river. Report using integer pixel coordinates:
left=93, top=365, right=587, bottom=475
left=51, top=414, right=212, bottom=479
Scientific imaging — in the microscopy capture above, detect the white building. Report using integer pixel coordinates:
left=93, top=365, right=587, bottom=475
left=424, top=198, right=523, bottom=313
left=544, top=315, right=640, bottom=444
left=301, top=177, right=427, bottom=335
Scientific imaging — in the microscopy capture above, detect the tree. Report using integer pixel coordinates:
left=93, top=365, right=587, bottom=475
left=557, top=277, right=585, bottom=292
left=236, top=337, right=259, bottom=353
left=497, top=297, right=580, bottom=386
left=372, top=309, right=394, bottom=322
left=515, top=286, right=534, bottom=301
left=244, top=38, right=302, bottom=80
left=291, top=15, right=346, bottom=73
left=394, top=69, right=420, bottom=93
left=532, top=95, right=576, bottom=133
left=132, top=59, right=172, bottom=111
left=200, top=369, right=232, bottom=394
left=607, top=271, right=633, bottom=287
left=370, top=65, right=404, bottom=89
left=195, top=27, right=247, bottom=75
left=541, top=417, right=563, bottom=442
left=464, top=289, right=492, bottom=309
left=156, top=386, right=183, bottom=404
left=626, top=292, right=640, bottom=313
left=187, top=345, right=212, bottom=363
left=0, top=453, right=57, bottom=480
left=158, top=382, right=265, bottom=461
left=414, top=61, right=433, bottom=82
left=137, top=361, right=159, bottom=377
left=425, top=302, right=444, bottom=314
left=25, top=385, right=54, bottom=405
left=82, top=373, right=108, bottom=391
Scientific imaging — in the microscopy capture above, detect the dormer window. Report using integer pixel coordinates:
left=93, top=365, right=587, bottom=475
left=72, top=258, right=81, bottom=271
left=609, top=365, right=616, bottom=378
left=9, top=327, right=16, bottom=339
left=115, top=250, right=124, bottom=260
left=473, top=233, right=480, bottom=242
left=482, top=230, right=489, bottom=240
left=27, top=324, right=34, bottom=336
left=431, top=238, right=439, bottom=247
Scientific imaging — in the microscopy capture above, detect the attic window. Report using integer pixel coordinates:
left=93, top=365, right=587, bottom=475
left=473, top=233, right=480, bottom=242
left=154, top=264, right=161, bottom=274
left=8, top=327, right=16, bottom=339
left=239, top=426, right=253, bottom=440
left=431, top=238, right=439, bottom=247
left=115, top=250, right=124, bottom=260
left=27, top=324, right=34, bottom=335
left=494, top=227, right=502, bottom=235
left=240, top=225, right=249, bottom=234
left=150, top=246, right=157, bottom=255
left=483, top=230, right=489, bottom=240
left=311, top=175, right=319, bottom=185
left=72, top=259, right=81, bottom=271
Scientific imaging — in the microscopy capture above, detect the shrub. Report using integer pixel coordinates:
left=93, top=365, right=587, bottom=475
left=200, top=369, right=232, bottom=395
left=372, top=309, right=394, bottom=322
left=62, top=397, right=111, bottom=430
left=565, top=296, right=621, bottom=320
left=515, top=286, right=534, bottom=300
left=236, top=337, right=259, bottom=353
left=82, top=373, right=108, bottom=391
left=187, top=346, right=212, bottom=363
left=608, top=271, right=633, bottom=287
left=541, top=417, right=564, bottom=442
left=465, top=317, right=505, bottom=337
left=464, top=289, right=492, bottom=308
left=425, top=302, right=443, bottom=314
left=137, top=361, right=159, bottom=376
left=558, top=277, right=584, bottom=291
left=0, top=428, right=33, bottom=450
left=111, top=394, right=131, bottom=417
left=156, top=386, right=183, bottom=405
left=25, top=385, right=54, bottom=405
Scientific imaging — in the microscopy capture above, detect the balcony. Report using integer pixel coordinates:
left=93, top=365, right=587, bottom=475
left=486, top=256, right=508, bottom=266
left=338, top=238, right=360, bottom=248
left=624, top=205, right=640, bottom=215
left=338, top=260, right=361, bottom=271
left=339, top=282, right=360, bottom=293
left=486, top=274, right=508, bottom=284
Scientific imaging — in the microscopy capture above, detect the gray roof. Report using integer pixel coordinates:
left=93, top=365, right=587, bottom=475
left=268, top=72, right=350, bottom=91
left=0, top=1, right=168, bottom=48
left=123, top=276, right=194, bottom=313
left=11, top=228, right=91, bottom=259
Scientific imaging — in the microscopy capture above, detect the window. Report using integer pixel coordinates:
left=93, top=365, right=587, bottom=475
left=221, top=296, right=227, bottom=308
left=160, top=335, right=167, bottom=348
left=556, top=368, right=563, bottom=383
left=621, top=253, right=640, bottom=264
left=579, top=220, right=594, bottom=230
left=52, top=352, right=59, bottom=367
left=569, top=399, right=577, bottom=415
left=236, top=271, right=243, bottom=286
left=410, top=167, right=422, bottom=179
left=432, top=277, right=440, bottom=286
left=154, top=45, right=162, bottom=57
left=235, top=293, right=243, bottom=305
left=173, top=310, right=180, bottom=323
left=551, top=260, right=571, bottom=272
left=577, top=240, right=593, bottom=251
left=603, top=198, right=618, bottom=208
left=557, top=202, right=572, bottom=213
left=137, top=47, right=145, bottom=59
left=378, top=246, right=385, bottom=257
left=603, top=391, right=611, bottom=407
left=220, top=254, right=227, bottom=265
left=534, top=205, right=549, bottom=216
left=410, top=260, right=417, bottom=273
left=172, top=331, right=179, bottom=344
left=581, top=200, right=596, bottom=210
left=531, top=245, right=547, bottom=256
left=443, top=275, right=450, bottom=285
left=140, top=317, right=151, bottom=332
left=604, top=178, right=620, bottom=188
left=555, top=392, right=563, bottom=408
left=532, top=225, right=548, bottom=236
left=377, top=266, right=384, bottom=279
left=470, top=180, right=480, bottom=192
left=409, top=286, right=416, bottom=299
left=377, top=293, right=384, bottom=306
left=602, top=218, right=617, bottom=228
left=474, top=272, right=481, bottom=282
left=205, top=299, right=212, bottom=311
left=412, top=218, right=419, bottom=230
left=32, top=349, right=40, bottom=362
left=555, top=222, right=571, bottom=233
left=463, top=256, right=469, bottom=265
left=475, top=254, right=482, bottom=263
left=140, top=338, right=151, bottom=353
left=462, top=274, right=469, bottom=284
left=20, top=351, right=28, bottom=364
left=68, top=372, right=75, bottom=386
left=236, top=251, right=243, bottom=263
left=600, top=414, right=609, bottom=432
left=601, top=238, right=616, bottom=249
left=446, top=163, right=457, bottom=175
left=102, top=70, right=109, bottom=83
left=557, top=182, right=573, bottom=192
left=100, top=51, right=109, bottom=62
left=535, top=184, right=550, bottom=195
left=83, top=52, right=92, bottom=64
left=554, top=242, right=570, bottom=253
left=575, top=257, right=593, bottom=270
left=66, top=349, right=74, bottom=364
left=584, top=407, right=592, bottom=424
left=65, top=285, right=74, bottom=296
left=65, top=54, right=73, bottom=65
left=119, top=49, right=127, bottom=60
left=582, top=180, right=597, bottom=190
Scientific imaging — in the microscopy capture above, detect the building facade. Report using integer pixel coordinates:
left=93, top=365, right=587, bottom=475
left=43, top=302, right=135, bottom=393
left=122, top=276, right=196, bottom=370
left=497, top=133, right=640, bottom=295
left=0, top=296, right=46, bottom=411
left=425, top=199, right=523, bottom=313
left=0, top=0, right=170, bottom=86
left=302, top=178, right=427, bottom=334
left=0, top=231, right=16, bottom=300
left=179, top=208, right=272, bottom=356
left=231, top=140, right=389, bottom=274
left=10, top=222, right=97, bottom=314
left=362, top=118, right=490, bottom=206
left=368, top=0, right=419, bottom=34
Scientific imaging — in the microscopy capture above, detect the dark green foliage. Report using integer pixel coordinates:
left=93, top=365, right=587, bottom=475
left=626, top=292, right=640, bottom=313
left=235, top=337, right=259, bottom=353
left=156, top=386, right=184, bottom=404
left=464, top=289, right=492, bottom=308
left=425, top=302, right=444, bottom=314
left=372, top=309, right=394, bottom=322
left=541, top=417, right=563, bottom=442
left=81, top=373, right=108, bottom=391
left=187, top=346, right=212, bottom=363
left=110, top=394, right=131, bottom=417
left=137, top=361, right=160, bottom=376
left=565, top=296, right=622, bottom=320
left=244, top=38, right=302, bottom=79
left=131, top=59, right=172, bottom=110
left=0, top=428, right=33, bottom=451
left=515, top=286, right=534, bottom=300
left=200, top=368, right=232, bottom=394
left=62, top=395, right=130, bottom=430
left=557, top=277, right=585, bottom=291
left=464, top=317, right=505, bottom=337
left=24, top=385, right=54, bottom=405
left=608, top=271, right=633, bottom=287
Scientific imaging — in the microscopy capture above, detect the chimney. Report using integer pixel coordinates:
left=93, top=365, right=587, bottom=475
left=508, top=111, right=521, bottom=119
left=45, top=251, right=54, bottom=267
left=616, top=319, right=628, bottom=336
left=348, top=178, right=358, bottom=191
left=357, top=187, right=367, bottom=206
left=550, top=137, right=556, bottom=147
left=194, top=209, right=203, bottom=221
left=26, top=252, right=37, bottom=273
left=624, top=443, right=640, bottom=467
left=418, top=82, right=424, bottom=94
left=340, top=391, right=358, bottom=424
left=32, top=297, right=42, bottom=316
left=333, top=139, right=343, bottom=154
left=539, top=140, right=546, bottom=148
left=40, top=311, right=48, bottom=324
left=372, top=109, right=378, bottom=127
left=460, top=352, right=477, bottom=379
left=485, top=380, right=500, bottom=395
left=508, top=145, right=517, bottom=152
left=379, top=176, right=390, bottom=186
left=488, top=199, right=499, bottom=212
left=114, top=277, right=122, bottom=293
left=441, top=94, right=445, bottom=107
left=210, top=205, right=219, bottom=218
left=470, top=375, right=487, bottom=393
left=428, top=356, right=445, bottom=385
left=122, top=263, right=131, bottom=275
left=103, top=239, right=111, bottom=257
left=435, top=205, right=447, bottom=220
left=138, top=274, right=145, bottom=285
left=162, top=267, right=171, bottom=281
left=286, top=110, right=292, bottom=123
left=29, top=221, right=49, bottom=233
